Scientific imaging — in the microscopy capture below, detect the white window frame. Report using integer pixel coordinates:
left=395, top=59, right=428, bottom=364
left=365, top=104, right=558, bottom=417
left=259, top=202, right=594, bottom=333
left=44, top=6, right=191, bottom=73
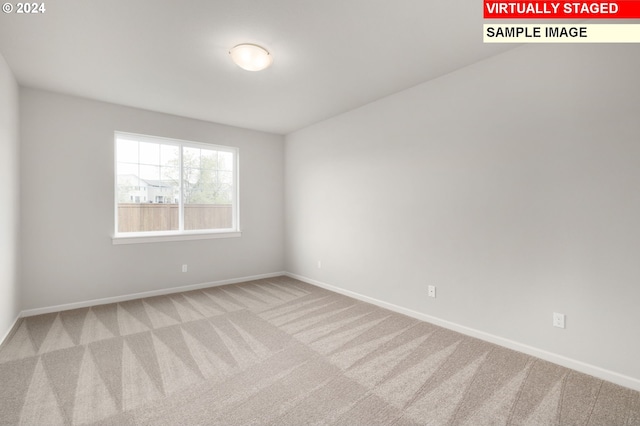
left=112, top=131, right=241, bottom=245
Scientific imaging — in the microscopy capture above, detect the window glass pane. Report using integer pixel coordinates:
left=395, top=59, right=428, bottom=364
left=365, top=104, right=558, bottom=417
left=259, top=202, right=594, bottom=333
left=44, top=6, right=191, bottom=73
left=160, top=144, right=179, bottom=167
left=183, top=147, right=201, bottom=169
left=183, top=148, right=232, bottom=230
left=219, top=171, right=233, bottom=185
left=117, top=139, right=176, bottom=232
left=184, top=169, right=213, bottom=203
left=200, top=149, right=217, bottom=169
left=217, top=190, right=232, bottom=204
left=117, top=139, right=138, bottom=163
left=117, top=162, right=138, bottom=176
left=183, top=167, right=200, bottom=191
left=139, top=164, right=160, bottom=181
left=117, top=202, right=178, bottom=232
left=218, top=151, right=233, bottom=171
left=161, top=166, right=180, bottom=187
left=116, top=174, right=142, bottom=204
left=139, top=142, right=160, bottom=165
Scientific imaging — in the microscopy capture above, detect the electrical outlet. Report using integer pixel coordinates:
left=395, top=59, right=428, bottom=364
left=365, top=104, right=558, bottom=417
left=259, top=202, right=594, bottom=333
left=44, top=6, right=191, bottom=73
left=317, top=260, right=322, bottom=269
left=553, top=312, right=565, bottom=328
left=428, top=285, right=436, bottom=298
left=182, top=264, right=188, bottom=273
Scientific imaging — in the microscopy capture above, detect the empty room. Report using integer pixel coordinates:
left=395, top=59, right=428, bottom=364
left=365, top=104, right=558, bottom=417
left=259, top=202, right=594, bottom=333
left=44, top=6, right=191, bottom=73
left=1, top=1, right=640, bottom=424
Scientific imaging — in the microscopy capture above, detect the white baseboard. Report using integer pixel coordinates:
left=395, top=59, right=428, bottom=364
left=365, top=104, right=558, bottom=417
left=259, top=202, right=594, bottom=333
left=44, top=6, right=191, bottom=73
left=286, top=272, right=640, bottom=392
left=0, top=314, right=22, bottom=349
left=20, top=271, right=286, bottom=318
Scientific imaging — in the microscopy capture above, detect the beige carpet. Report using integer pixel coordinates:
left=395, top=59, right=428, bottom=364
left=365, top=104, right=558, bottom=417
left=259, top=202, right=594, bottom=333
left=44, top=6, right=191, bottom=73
left=0, top=276, right=638, bottom=425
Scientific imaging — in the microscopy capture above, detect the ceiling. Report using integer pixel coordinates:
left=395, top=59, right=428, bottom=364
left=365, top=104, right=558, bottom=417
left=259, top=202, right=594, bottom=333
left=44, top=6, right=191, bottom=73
left=0, top=0, right=515, bottom=134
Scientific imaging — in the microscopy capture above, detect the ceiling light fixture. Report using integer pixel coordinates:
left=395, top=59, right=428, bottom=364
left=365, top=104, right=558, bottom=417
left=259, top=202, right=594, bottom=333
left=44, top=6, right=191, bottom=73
left=229, top=43, right=273, bottom=71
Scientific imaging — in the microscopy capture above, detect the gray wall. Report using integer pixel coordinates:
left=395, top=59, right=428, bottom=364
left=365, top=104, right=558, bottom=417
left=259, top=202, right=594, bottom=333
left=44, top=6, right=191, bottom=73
left=20, top=88, right=285, bottom=310
left=0, top=53, right=20, bottom=338
left=285, top=45, right=640, bottom=381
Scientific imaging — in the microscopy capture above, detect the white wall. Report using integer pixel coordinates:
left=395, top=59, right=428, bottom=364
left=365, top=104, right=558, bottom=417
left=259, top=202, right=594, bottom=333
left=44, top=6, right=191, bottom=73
left=285, top=44, right=640, bottom=383
left=20, top=88, right=284, bottom=310
left=0, top=53, right=20, bottom=339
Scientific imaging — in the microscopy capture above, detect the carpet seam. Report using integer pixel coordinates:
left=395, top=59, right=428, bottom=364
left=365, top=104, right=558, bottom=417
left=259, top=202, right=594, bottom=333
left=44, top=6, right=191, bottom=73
left=400, top=336, right=467, bottom=411
left=506, top=357, right=537, bottom=425
left=557, top=370, right=570, bottom=425
left=585, top=380, right=604, bottom=426
left=448, top=346, right=496, bottom=426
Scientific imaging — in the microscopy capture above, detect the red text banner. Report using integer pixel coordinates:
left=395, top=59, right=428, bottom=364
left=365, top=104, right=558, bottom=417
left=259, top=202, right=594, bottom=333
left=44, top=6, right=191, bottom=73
left=484, top=1, right=640, bottom=19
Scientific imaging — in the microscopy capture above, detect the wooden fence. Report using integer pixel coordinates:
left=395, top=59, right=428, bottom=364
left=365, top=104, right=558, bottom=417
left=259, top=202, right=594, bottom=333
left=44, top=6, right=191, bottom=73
left=117, top=203, right=232, bottom=232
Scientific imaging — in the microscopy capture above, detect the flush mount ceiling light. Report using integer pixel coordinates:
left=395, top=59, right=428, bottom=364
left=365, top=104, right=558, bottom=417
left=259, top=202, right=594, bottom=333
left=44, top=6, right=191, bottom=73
left=229, top=43, right=273, bottom=71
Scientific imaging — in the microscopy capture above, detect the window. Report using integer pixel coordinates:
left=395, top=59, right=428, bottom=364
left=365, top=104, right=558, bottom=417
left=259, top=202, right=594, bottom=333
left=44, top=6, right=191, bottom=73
left=113, top=132, right=240, bottom=243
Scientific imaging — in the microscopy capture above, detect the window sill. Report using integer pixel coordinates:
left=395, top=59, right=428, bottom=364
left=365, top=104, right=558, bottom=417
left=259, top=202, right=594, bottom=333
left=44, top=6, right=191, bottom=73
left=112, top=231, right=241, bottom=245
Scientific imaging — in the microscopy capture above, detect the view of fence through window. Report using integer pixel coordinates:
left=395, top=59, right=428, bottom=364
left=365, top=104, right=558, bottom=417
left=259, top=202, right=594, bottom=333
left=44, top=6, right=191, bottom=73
left=115, top=133, right=236, bottom=234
